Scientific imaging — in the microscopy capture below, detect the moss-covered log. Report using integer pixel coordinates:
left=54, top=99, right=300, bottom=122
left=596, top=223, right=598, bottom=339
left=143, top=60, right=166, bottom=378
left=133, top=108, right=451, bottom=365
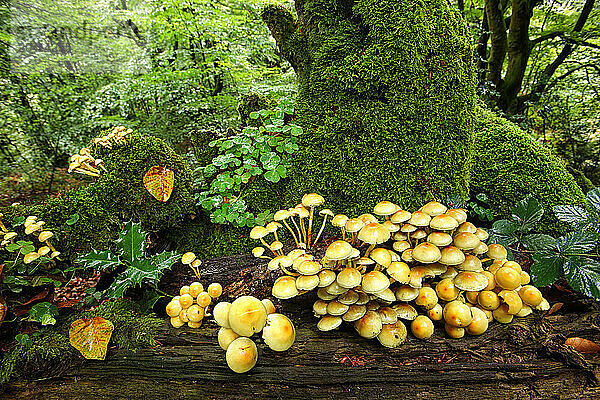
left=2, top=253, right=600, bottom=399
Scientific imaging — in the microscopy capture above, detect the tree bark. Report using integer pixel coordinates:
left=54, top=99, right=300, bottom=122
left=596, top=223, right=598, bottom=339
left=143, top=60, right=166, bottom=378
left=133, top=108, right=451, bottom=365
left=2, top=253, right=600, bottom=399
left=485, top=0, right=508, bottom=92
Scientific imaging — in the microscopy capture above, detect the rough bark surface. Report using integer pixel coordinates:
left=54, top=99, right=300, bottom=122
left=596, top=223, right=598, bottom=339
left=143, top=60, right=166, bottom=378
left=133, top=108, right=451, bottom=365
left=3, top=253, right=600, bottom=400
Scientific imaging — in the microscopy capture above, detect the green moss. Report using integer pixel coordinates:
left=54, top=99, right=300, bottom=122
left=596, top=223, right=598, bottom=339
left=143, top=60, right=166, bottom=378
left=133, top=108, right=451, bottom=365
left=237, top=92, right=277, bottom=127
left=566, top=166, right=595, bottom=193
left=256, top=0, right=477, bottom=216
left=471, top=108, right=586, bottom=234
left=0, top=299, right=162, bottom=385
left=0, top=132, right=195, bottom=262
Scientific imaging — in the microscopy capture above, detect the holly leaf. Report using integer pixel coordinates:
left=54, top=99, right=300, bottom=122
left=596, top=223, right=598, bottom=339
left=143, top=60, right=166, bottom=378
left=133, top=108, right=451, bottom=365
left=105, top=251, right=178, bottom=299
left=75, top=249, right=121, bottom=271
left=143, top=166, right=174, bottom=202
left=511, top=195, right=544, bottom=232
left=69, top=316, right=114, bottom=360
left=116, top=222, right=146, bottom=264
left=531, top=251, right=563, bottom=287
left=563, top=256, right=600, bottom=299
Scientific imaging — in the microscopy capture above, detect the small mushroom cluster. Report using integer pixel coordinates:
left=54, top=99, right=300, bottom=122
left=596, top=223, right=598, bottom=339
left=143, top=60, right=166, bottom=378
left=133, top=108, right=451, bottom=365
left=213, top=295, right=295, bottom=373
left=93, top=126, right=131, bottom=148
left=68, top=147, right=107, bottom=178
left=1, top=215, right=61, bottom=263
left=251, top=193, right=332, bottom=251
left=251, top=195, right=549, bottom=347
left=165, top=280, right=223, bottom=328
left=180, top=252, right=203, bottom=280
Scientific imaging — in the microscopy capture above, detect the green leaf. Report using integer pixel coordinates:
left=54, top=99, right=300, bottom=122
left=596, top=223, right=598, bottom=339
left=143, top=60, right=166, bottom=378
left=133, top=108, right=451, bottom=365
left=521, top=234, right=557, bottom=251
left=445, top=194, right=467, bottom=209
left=66, top=213, right=80, bottom=226
left=489, top=219, right=519, bottom=245
left=249, top=111, right=260, bottom=119
left=586, top=187, right=600, bottom=216
left=563, top=255, right=600, bottom=299
left=553, top=205, right=594, bottom=230
left=116, top=222, right=146, bottom=264
left=511, top=195, right=544, bottom=232
left=204, top=164, right=217, bottom=177
left=556, top=231, right=597, bottom=255
left=264, top=170, right=281, bottom=183
left=28, top=302, right=59, bottom=326
left=5, top=243, right=20, bottom=252
left=531, top=251, right=564, bottom=287
left=75, top=249, right=121, bottom=271
left=15, top=334, right=33, bottom=349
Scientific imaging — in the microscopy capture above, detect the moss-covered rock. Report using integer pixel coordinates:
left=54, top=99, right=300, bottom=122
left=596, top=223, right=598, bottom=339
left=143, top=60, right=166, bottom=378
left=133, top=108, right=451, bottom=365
left=260, top=0, right=477, bottom=216
left=471, top=108, right=586, bottom=233
left=0, top=132, right=195, bottom=262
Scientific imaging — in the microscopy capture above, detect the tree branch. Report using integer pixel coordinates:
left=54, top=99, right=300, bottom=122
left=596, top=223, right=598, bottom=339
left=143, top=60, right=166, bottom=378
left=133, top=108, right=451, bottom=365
left=485, top=0, right=508, bottom=90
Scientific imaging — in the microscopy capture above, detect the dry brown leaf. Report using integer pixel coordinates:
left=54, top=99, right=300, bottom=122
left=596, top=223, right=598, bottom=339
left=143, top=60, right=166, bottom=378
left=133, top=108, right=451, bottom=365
left=565, top=337, right=600, bottom=354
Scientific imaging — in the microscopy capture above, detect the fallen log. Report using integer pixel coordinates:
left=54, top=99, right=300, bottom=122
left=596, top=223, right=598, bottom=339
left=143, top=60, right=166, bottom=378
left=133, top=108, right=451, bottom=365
left=3, top=254, right=600, bottom=400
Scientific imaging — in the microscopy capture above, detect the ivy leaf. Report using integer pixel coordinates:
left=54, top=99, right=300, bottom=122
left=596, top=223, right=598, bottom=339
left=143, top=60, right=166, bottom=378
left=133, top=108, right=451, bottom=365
left=553, top=205, right=594, bottom=230
left=116, top=222, right=146, bottom=264
left=28, top=302, right=59, bottom=326
left=143, top=166, right=174, bottom=202
left=511, top=195, right=544, bottom=232
left=556, top=231, right=597, bottom=255
left=521, top=234, right=557, bottom=251
left=69, top=317, right=114, bottom=360
left=75, top=249, right=121, bottom=271
left=563, top=256, right=600, bottom=299
left=531, top=251, right=564, bottom=287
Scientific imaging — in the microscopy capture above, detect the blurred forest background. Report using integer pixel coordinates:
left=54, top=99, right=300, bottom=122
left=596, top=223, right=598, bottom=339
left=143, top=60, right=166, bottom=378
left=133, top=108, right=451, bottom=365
left=0, top=0, right=599, bottom=205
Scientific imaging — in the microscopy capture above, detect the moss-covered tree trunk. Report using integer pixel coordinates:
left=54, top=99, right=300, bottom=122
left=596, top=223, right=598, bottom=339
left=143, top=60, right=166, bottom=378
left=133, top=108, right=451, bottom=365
left=261, top=0, right=476, bottom=215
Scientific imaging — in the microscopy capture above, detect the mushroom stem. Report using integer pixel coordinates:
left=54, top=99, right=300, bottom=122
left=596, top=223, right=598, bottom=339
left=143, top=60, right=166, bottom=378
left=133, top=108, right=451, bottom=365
left=281, top=220, right=300, bottom=247
left=280, top=266, right=300, bottom=277
left=0, top=220, right=8, bottom=233
left=364, top=244, right=376, bottom=257
left=307, top=207, right=315, bottom=248
left=74, top=168, right=99, bottom=178
left=96, top=162, right=108, bottom=172
left=80, top=162, right=101, bottom=174
left=341, top=228, right=346, bottom=241
left=260, top=238, right=278, bottom=257
left=299, top=217, right=307, bottom=247
left=313, top=214, right=330, bottom=248
left=189, top=265, right=201, bottom=280
left=289, top=215, right=303, bottom=247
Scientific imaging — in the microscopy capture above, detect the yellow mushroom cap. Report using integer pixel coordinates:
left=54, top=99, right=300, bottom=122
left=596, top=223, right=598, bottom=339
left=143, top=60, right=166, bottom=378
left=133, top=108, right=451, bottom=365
left=24, top=224, right=41, bottom=235
left=473, top=242, right=489, bottom=255
left=361, top=271, right=390, bottom=294
left=457, top=255, right=483, bottom=271
left=213, top=302, right=231, bottom=327
left=23, top=251, right=40, bottom=264
left=429, top=214, right=459, bottom=231
left=443, top=300, right=473, bottom=328
left=478, top=290, right=500, bottom=310
left=518, top=285, right=543, bottom=307
left=218, top=327, right=241, bottom=350
left=358, top=222, right=391, bottom=245
left=475, top=228, right=489, bottom=241
left=342, top=304, right=367, bottom=322
left=373, top=201, right=399, bottom=216
left=487, top=244, right=508, bottom=260
left=382, top=220, right=400, bottom=232
left=327, top=300, right=350, bottom=316
left=412, top=229, right=427, bottom=240
left=492, top=304, right=514, bottom=324
left=265, top=221, right=281, bottom=233
left=452, top=232, right=481, bottom=251
left=375, top=288, right=396, bottom=303
left=439, top=246, right=466, bottom=266
left=345, top=218, right=365, bottom=233
left=498, top=290, right=523, bottom=314
left=272, top=276, right=299, bottom=299
left=226, top=337, right=258, bottom=373
left=436, top=278, right=460, bottom=302
left=331, top=214, right=349, bottom=227
left=261, top=299, right=276, bottom=315
left=273, top=209, right=291, bottom=221
left=390, top=210, right=412, bottom=224
left=412, top=242, right=442, bottom=264
left=318, top=269, right=336, bottom=287
left=325, top=240, right=353, bottom=261
left=408, top=211, right=431, bottom=227
left=37, top=246, right=51, bottom=256
left=336, top=267, right=362, bottom=289
left=427, top=303, right=444, bottom=321
left=295, top=274, right=319, bottom=291
left=453, top=271, right=489, bottom=291
left=252, top=247, right=265, bottom=258
left=421, top=201, right=448, bottom=217
left=427, top=231, right=453, bottom=247
left=296, top=260, right=321, bottom=275
left=338, top=290, right=359, bottom=305
left=395, top=285, right=420, bottom=302
left=393, top=240, right=411, bottom=253
left=400, top=223, right=417, bottom=233
left=370, top=247, right=392, bottom=268
left=447, top=209, right=468, bottom=224
left=411, top=315, right=434, bottom=339
left=445, top=323, right=465, bottom=339
left=457, top=222, right=477, bottom=234
left=313, top=300, right=328, bottom=316
left=302, top=193, right=325, bottom=208
left=415, top=287, right=439, bottom=310
left=228, top=296, right=268, bottom=337
left=387, top=261, right=410, bottom=284
left=377, top=321, right=408, bottom=348
left=392, top=303, right=418, bottom=320
left=4, top=232, right=17, bottom=241
left=262, top=313, right=296, bottom=351
left=495, top=266, right=522, bottom=290
left=354, top=311, right=383, bottom=339
left=466, top=307, right=489, bottom=335
left=207, top=283, right=223, bottom=299
left=187, top=304, right=205, bottom=323
left=166, top=300, right=183, bottom=317
left=181, top=252, right=196, bottom=265
left=50, top=251, right=61, bottom=259
left=317, top=315, right=342, bottom=331
left=293, top=204, right=310, bottom=218
left=250, top=226, right=269, bottom=240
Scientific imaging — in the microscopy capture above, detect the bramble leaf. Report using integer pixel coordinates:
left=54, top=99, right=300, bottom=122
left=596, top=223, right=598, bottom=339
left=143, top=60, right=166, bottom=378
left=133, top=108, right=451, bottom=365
left=531, top=251, right=563, bottom=287
left=511, top=195, right=544, bottom=232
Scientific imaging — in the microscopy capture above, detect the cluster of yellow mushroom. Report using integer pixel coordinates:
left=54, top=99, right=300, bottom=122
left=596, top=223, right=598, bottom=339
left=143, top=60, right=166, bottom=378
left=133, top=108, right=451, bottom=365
left=0, top=214, right=61, bottom=263
left=68, top=147, right=107, bottom=178
left=180, top=252, right=202, bottom=280
left=251, top=195, right=549, bottom=347
left=93, top=126, right=131, bottom=147
left=250, top=193, right=332, bottom=252
left=214, top=295, right=295, bottom=373
left=165, top=281, right=223, bottom=328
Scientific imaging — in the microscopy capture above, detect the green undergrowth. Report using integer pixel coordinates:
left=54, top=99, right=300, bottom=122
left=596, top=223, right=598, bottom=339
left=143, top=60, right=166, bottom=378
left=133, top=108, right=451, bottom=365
left=471, top=108, right=586, bottom=234
left=0, top=299, right=162, bottom=385
left=0, top=132, right=195, bottom=263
